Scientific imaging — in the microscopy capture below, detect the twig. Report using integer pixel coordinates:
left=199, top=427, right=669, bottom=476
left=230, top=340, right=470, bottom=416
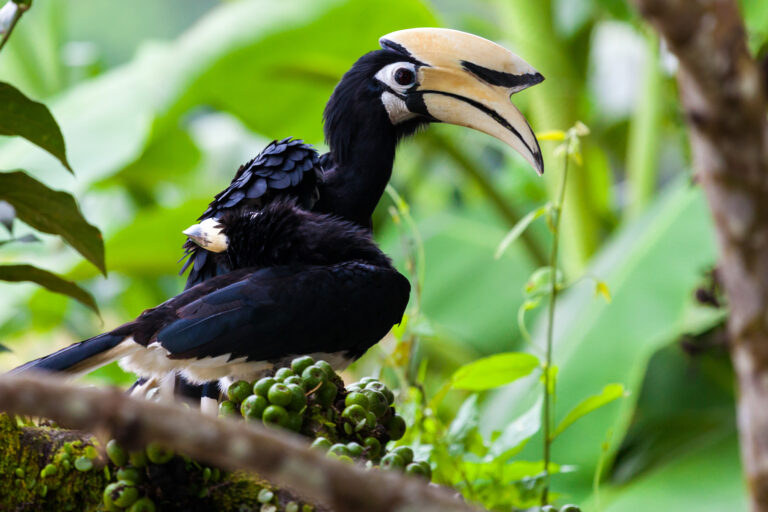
left=0, top=373, right=483, bottom=512
left=0, top=0, right=31, bottom=53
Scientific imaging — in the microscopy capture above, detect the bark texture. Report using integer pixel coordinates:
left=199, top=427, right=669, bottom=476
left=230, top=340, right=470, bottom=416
left=633, top=1, right=768, bottom=510
left=0, top=374, right=478, bottom=512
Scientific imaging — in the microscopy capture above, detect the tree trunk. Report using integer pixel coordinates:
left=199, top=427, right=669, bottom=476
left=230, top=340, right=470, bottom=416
left=632, top=1, right=768, bottom=510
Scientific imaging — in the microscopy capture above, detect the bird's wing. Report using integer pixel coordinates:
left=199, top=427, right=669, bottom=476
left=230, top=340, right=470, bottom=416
left=156, top=262, right=410, bottom=365
left=180, top=138, right=323, bottom=287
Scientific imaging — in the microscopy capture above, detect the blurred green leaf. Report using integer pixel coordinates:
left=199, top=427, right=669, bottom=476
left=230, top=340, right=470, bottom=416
left=0, top=171, right=105, bottom=274
left=540, top=364, right=558, bottom=395
left=380, top=207, right=537, bottom=355
left=447, top=394, right=479, bottom=445
left=601, top=436, right=745, bottom=512
left=610, top=341, right=736, bottom=484
left=84, top=361, right=136, bottom=387
left=487, top=399, right=541, bottom=461
left=0, top=264, right=97, bottom=313
left=0, top=82, right=72, bottom=172
left=525, top=266, right=563, bottom=297
left=451, top=352, right=539, bottom=391
left=595, top=280, right=612, bottom=302
left=495, top=203, right=550, bottom=259
left=741, top=0, right=768, bottom=52
left=446, top=394, right=487, bottom=457
left=552, top=383, right=625, bottom=440
left=462, top=459, right=566, bottom=484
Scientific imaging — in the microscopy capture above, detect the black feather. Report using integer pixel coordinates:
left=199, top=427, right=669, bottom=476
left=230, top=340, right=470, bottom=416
left=10, top=332, right=127, bottom=374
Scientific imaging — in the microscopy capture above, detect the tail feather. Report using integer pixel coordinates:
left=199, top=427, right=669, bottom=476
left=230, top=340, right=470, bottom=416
left=10, top=333, right=132, bottom=376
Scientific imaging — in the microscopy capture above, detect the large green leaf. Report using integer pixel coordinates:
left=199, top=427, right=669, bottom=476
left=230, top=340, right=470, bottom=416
left=0, top=264, right=97, bottom=313
left=600, top=436, right=745, bottom=512
left=0, top=82, right=72, bottom=172
left=0, top=171, right=105, bottom=275
left=483, top=178, right=719, bottom=496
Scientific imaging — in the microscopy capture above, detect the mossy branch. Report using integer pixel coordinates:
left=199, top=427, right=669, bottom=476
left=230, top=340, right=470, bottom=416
left=0, top=373, right=479, bottom=512
left=0, top=414, right=302, bottom=512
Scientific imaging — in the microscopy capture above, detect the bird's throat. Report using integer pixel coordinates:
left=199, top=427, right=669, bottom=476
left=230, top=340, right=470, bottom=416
left=317, top=127, right=397, bottom=229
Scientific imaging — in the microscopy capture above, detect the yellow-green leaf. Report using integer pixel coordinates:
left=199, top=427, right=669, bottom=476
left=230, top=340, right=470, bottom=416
left=596, top=281, right=612, bottom=302
left=540, top=365, right=559, bottom=395
left=391, top=313, right=408, bottom=340
left=495, top=204, right=550, bottom=259
left=451, top=352, right=539, bottom=391
left=536, top=130, right=567, bottom=141
left=551, top=384, right=626, bottom=440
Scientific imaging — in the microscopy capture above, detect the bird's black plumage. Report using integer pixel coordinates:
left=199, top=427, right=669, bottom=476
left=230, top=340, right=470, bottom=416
left=317, top=49, right=428, bottom=227
left=181, top=49, right=430, bottom=289
left=14, top=201, right=410, bottom=381
left=181, top=138, right=321, bottom=287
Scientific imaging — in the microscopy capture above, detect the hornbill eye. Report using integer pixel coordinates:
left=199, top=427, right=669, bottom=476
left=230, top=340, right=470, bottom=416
left=375, top=62, right=418, bottom=93
left=394, top=67, right=415, bottom=86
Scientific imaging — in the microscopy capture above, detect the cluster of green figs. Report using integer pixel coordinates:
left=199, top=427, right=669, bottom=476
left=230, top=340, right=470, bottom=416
left=103, top=438, right=311, bottom=512
left=102, top=440, right=183, bottom=512
left=220, top=356, right=429, bottom=477
left=219, top=356, right=407, bottom=440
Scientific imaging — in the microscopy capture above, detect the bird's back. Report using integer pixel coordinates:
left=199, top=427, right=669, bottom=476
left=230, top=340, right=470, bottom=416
left=180, top=138, right=324, bottom=287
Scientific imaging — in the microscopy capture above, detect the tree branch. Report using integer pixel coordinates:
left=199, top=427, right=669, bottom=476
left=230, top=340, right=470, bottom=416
left=632, top=1, right=768, bottom=510
left=0, top=0, right=31, bottom=53
left=0, top=374, right=480, bottom=512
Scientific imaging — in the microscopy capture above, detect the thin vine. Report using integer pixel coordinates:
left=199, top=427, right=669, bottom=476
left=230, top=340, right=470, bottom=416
left=540, top=122, right=590, bottom=506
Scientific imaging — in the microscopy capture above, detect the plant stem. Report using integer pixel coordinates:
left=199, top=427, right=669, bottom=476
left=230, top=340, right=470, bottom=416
left=0, top=0, right=31, bottom=53
left=385, top=185, right=425, bottom=385
left=427, top=132, right=548, bottom=266
left=541, top=144, right=570, bottom=506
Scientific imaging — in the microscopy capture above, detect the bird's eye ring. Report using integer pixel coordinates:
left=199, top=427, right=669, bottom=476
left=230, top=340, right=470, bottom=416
left=394, top=67, right=415, bottom=86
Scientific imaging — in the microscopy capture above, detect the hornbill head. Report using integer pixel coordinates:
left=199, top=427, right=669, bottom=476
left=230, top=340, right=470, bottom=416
left=325, top=27, right=544, bottom=174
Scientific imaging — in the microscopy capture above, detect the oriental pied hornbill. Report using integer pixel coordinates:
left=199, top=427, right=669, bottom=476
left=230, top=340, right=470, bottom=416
left=12, top=201, right=410, bottom=384
left=11, top=28, right=544, bottom=406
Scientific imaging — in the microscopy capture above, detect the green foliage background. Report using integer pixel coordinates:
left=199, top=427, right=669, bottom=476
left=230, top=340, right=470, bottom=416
left=2, top=0, right=766, bottom=510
